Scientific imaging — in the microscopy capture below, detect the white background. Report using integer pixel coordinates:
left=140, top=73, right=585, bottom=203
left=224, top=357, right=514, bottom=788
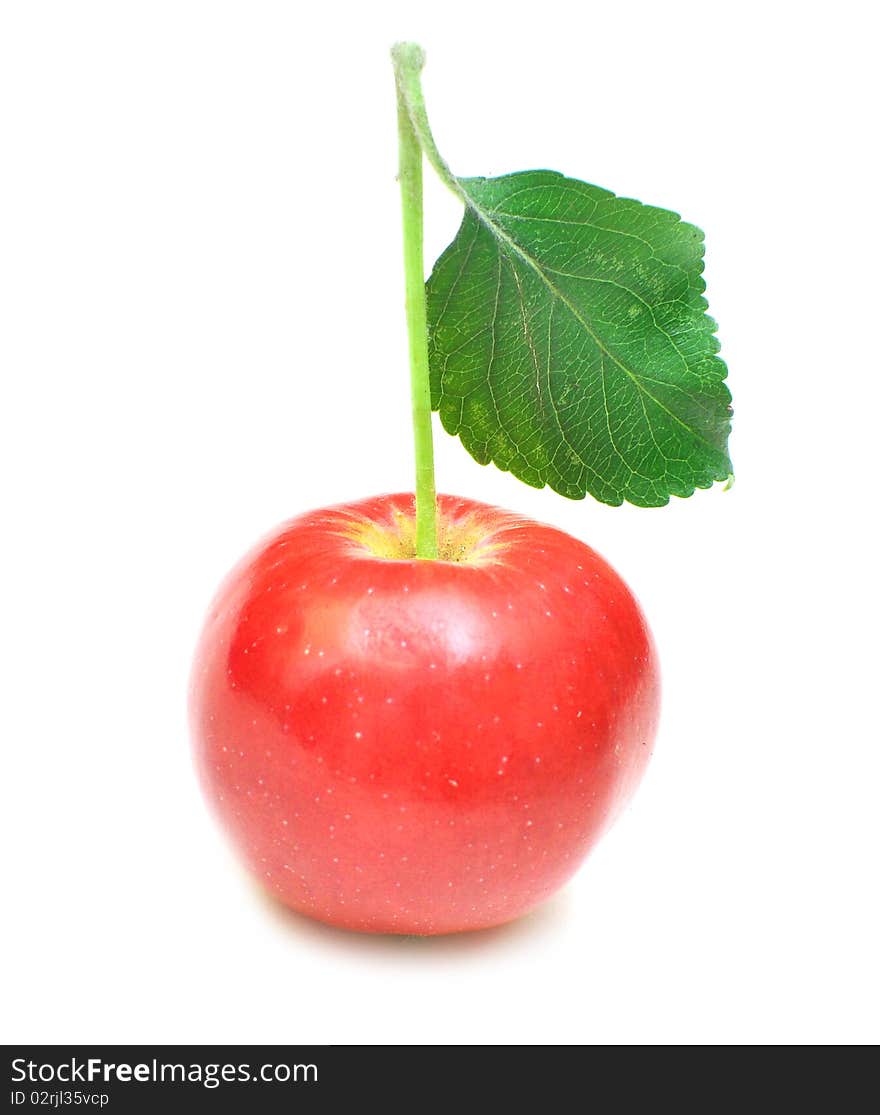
left=2, top=1, right=877, bottom=1045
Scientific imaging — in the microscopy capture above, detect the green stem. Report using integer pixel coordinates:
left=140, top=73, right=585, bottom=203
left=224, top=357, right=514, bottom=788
left=392, top=43, right=465, bottom=202
left=393, top=43, right=438, bottom=560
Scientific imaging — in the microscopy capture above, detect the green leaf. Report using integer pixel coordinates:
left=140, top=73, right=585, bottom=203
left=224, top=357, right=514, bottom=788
left=425, top=170, right=732, bottom=506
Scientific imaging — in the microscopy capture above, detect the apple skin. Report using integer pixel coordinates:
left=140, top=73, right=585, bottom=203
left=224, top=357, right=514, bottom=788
left=190, top=493, right=659, bottom=934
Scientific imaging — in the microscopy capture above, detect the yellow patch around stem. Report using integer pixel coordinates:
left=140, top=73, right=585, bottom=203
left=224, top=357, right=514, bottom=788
left=343, top=505, right=504, bottom=566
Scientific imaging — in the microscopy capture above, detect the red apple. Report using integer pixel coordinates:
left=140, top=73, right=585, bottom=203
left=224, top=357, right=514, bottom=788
left=189, top=493, right=659, bottom=934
